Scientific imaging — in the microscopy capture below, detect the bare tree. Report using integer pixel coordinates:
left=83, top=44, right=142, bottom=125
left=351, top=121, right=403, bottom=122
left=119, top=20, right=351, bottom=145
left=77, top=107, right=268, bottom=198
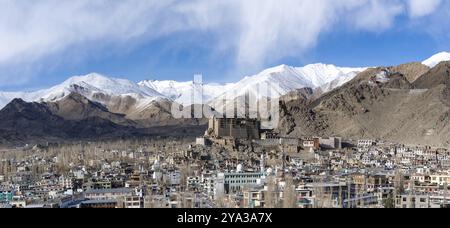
left=265, top=176, right=280, bottom=208
left=116, top=196, right=125, bottom=208
left=179, top=162, right=191, bottom=192
left=283, top=175, right=297, bottom=208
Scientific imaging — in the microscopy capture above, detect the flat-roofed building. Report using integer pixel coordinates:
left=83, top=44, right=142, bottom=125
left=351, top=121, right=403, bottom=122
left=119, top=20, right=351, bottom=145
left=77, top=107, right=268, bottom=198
left=80, top=199, right=117, bottom=209
left=319, top=137, right=342, bottom=150
left=217, top=172, right=264, bottom=194
left=303, top=138, right=320, bottom=150
left=84, top=188, right=134, bottom=201
left=358, top=140, right=375, bottom=148
left=395, top=194, right=431, bottom=208
left=207, top=117, right=260, bottom=140
left=124, top=195, right=143, bottom=208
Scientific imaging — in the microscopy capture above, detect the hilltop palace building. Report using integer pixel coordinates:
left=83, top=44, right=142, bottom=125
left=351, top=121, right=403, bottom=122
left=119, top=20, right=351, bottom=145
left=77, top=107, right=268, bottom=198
left=206, top=116, right=261, bottom=140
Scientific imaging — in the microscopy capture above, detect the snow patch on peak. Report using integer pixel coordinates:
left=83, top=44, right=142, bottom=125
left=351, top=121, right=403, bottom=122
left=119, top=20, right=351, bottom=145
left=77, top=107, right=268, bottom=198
left=262, top=64, right=292, bottom=73
left=0, top=73, right=165, bottom=109
left=422, top=52, right=450, bottom=68
left=59, top=73, right=162, bottom=97
left=296, top=63, right=366, bottom=88
left=138, top=79, right=235, bottom=106
left=0, top=62, right=368, bottom=110
left=237, top=63, right=366, bottom=96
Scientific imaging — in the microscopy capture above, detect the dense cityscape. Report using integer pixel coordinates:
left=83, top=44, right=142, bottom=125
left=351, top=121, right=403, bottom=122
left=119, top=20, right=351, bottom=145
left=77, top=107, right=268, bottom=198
left=1, top=116, right=449, bottom=208
left=1, top=2, right=450, bottom=221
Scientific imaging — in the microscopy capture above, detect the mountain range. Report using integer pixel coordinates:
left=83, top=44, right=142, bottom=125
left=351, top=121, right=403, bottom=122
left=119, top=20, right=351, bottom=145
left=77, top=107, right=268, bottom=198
left=0, top=64, right=367, bottom=109
left=278, top=54, right=450, bottom=147
left=0, top=52, right=449, bottom=146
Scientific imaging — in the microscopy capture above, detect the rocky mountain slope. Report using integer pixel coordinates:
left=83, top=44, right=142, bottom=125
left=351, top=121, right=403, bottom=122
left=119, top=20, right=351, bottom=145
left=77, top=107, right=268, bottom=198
left=0, top=98, right=138, bottom=144
left=0, top=97, right=207, bottom=146
left=45, top=92, right=135, bottom=126
left=278, top=62, right=450, bottom=147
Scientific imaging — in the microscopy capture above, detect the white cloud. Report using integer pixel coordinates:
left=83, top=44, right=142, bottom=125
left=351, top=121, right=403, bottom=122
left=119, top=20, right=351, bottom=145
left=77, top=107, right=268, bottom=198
left=236, top=0, right=335, bottom=66
left=350, top=0, right=405, bottom=31
left=0, top=0, right=446, bottom=85
left=408, top=0, right=442, bottom=17
left=0, top=0, right=180, bottom=64
left=175, top=0, right=406, bottom=67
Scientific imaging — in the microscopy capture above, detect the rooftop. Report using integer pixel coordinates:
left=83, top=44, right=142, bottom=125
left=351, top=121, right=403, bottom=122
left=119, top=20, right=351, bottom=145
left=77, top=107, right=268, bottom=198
left=84, top=188, right=133, bottom=195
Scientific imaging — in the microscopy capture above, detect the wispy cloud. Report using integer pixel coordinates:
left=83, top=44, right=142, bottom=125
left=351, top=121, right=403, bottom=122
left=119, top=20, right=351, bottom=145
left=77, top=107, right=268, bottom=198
left=0, top=0, right=447, bottom=85
left=408, top=0, right=442, bottom=18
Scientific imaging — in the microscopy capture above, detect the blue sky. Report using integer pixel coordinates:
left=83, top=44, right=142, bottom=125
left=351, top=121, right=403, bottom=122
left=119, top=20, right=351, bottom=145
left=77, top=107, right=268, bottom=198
left=0, top=0, right=449, bottom=91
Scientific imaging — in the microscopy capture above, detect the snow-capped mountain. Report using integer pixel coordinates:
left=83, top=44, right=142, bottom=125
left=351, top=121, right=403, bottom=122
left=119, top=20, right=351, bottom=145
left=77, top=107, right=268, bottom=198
left=2, top=52, right=449, bottom=111
left=0, top=73, right=165, bottom=109
left=138, top=80, right=235, bottom=106
left=317, top=69, right=364, bottom=93
left=422, top=52, right=450, bottom=68
left=210, top=63, right=366, bottom=103
left=40, top=73, right=164, bottom=102
left=0, top=91, right=40, bottom=109
left=0, top=65, right=366, bottom=110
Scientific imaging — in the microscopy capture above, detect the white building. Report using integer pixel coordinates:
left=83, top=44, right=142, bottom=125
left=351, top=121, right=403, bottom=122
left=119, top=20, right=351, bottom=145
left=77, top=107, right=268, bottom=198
left=168, top=171, right=181, bottom=186
left=430, top=174, right=450, bottom=186
left=358, top=140, right=374, bottom=148
left=124, top=195, right=143, bottom=208
left=196, top=137, right=210, bottom=146
left=187, top=176, right=201, bottom=190
left=84, top=188, right=134, bottom=201
left=411, top=174, right=427, bottom=183
left=217, top=172, right=265, bottom=193
left=413, top=148, right=425, bottom=156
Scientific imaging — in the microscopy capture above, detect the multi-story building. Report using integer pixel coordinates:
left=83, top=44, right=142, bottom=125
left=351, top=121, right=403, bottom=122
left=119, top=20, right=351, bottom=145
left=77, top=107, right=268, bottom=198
left=303, top=138, right=320, bottom=151
left=187, top=176, right=201, bottom=190
left=79, top=199, right=118, bottom=209
left=0, top=190, right=13, bottom=202
left=243, top=187, right=266, bottom=208
left=218, top=172, right=264, bottom=194
left=84, top=188, right=134, bottom=201
left=124, top=195, right=144, bottom=208
left=358, top=140, right=374, bottom=148
left=430, top=174, right=450, bottom=186
left=319, top=137, right=342, bottom=150
left=395, top=194, right=431, bottom=208
left=83, top=179, right=112, bottom=190
left=206, top=117, right=260, bottom=140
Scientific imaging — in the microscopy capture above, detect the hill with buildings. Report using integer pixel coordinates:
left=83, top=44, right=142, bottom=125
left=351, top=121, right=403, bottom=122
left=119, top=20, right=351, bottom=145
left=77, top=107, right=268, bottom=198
left=278, top=61, right=450, bottom=147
